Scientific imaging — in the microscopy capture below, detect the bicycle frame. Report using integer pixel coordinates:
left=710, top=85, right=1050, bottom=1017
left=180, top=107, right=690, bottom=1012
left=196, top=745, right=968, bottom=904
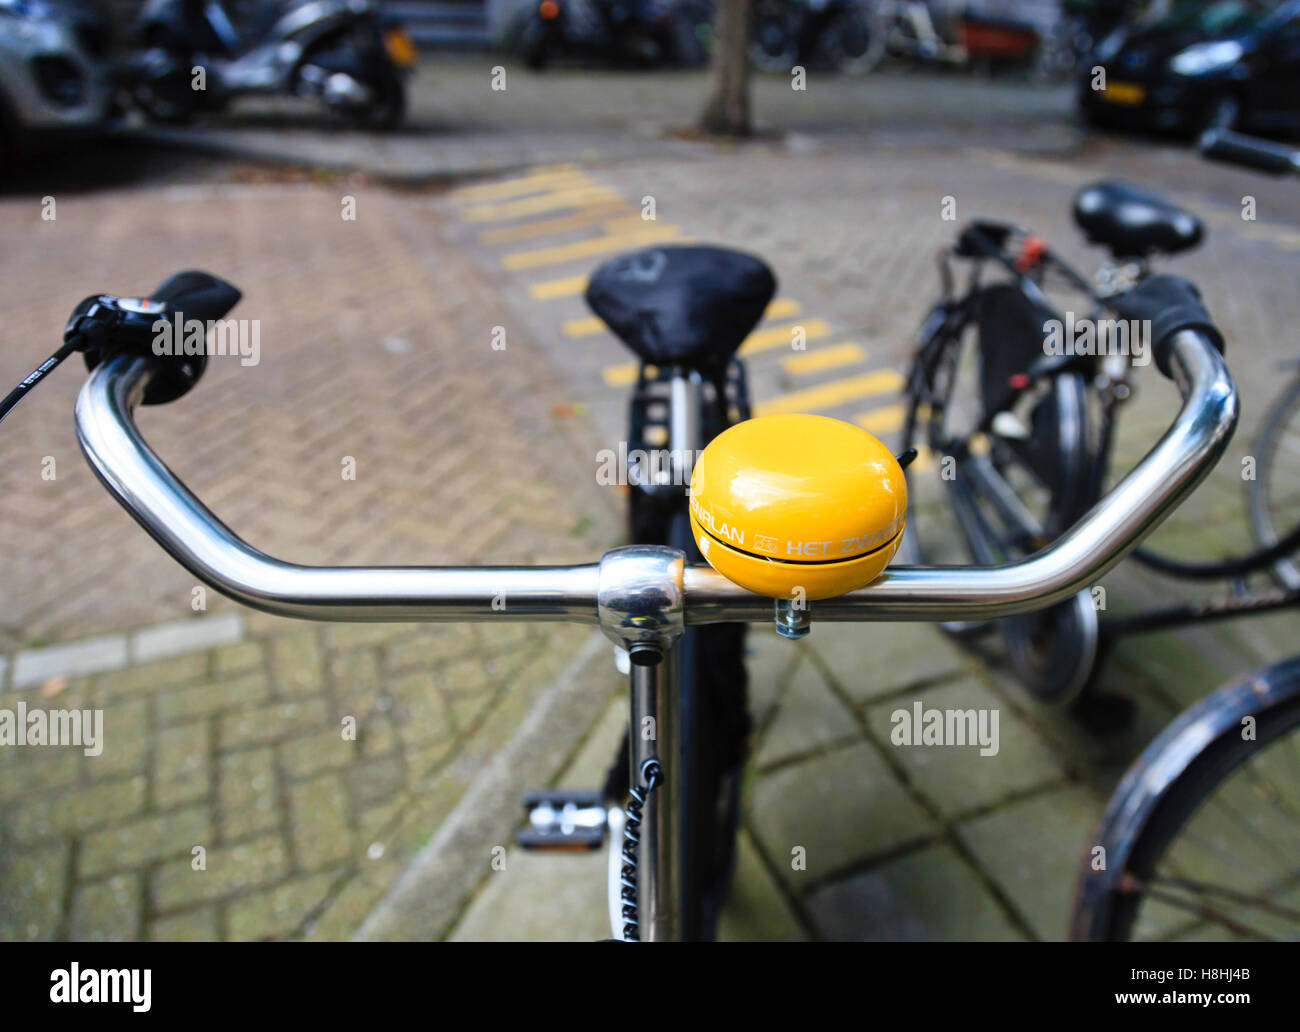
left=76, top=331, right=1235, bottom=940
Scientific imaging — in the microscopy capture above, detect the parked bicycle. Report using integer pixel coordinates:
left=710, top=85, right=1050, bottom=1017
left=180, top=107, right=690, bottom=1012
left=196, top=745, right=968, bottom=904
left=1070, top=129, right=1300, bottom=942
left=0, top=239, right=1237, bottom=939
left=750, top=0, right=884, bottom=74
left=899, top=177, right=1299, bottom=712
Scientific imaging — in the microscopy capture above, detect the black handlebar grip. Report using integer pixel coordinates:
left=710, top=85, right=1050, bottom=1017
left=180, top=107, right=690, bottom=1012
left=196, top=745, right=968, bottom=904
left=1109, top=275, right=1224, bottom=378
left=150, top=271, right=242, bottom=325
left=1199, top=130, right=1299, bottom=176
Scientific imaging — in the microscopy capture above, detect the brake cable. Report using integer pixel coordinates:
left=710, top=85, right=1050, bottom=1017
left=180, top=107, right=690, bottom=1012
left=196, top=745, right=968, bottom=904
left=0, top=339, right=81, bottom=426
left=619, top=757, right=663, bottom=942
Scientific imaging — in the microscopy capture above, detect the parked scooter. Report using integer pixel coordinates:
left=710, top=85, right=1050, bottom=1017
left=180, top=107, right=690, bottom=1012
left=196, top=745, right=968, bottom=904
left=126, top=0, right=417, bottom=128
left=750, top=0, right=883, bottom=75
left=515, top=0, right=686, bottom=70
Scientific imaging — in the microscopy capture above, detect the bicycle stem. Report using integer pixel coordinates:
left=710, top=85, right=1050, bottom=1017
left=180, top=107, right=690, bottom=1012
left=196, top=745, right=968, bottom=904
left=75, top=330, right=1236, bottom=629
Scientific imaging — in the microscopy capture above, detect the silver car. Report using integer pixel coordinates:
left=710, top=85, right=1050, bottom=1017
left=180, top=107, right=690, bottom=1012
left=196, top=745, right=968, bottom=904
left=0, top=0, right=116, bottom=157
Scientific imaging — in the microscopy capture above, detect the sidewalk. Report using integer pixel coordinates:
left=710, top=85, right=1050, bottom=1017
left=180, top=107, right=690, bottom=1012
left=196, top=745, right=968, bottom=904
left=3, top=76, right=1298, bottom=939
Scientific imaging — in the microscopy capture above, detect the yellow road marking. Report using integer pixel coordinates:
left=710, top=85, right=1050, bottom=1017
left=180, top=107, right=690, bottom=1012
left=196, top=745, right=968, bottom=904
left=449, top=166, right=588, bottom=204
left=781, top=342, right=866, bottom=375
left=461, top=186, right=623, bottom=222
left=529, top=275, right=589, bottom=300
left=739, top=318, right=831, bottom=356
left=854, top=403, right=906, bottom=435
left=604, top=363, right=652, bottom=387
left=908, top=443, right=935, bottom=474
left=563, top=315, right=608, bottom=338
left=765, top=298, right=801, bottom=319
left=754, top=369, right=904, bottom=417
left=503, top=227, right=688, bottom=270
left=477, top=202, right=635, bottom=244
left=565, top=298, right=803, bottom=340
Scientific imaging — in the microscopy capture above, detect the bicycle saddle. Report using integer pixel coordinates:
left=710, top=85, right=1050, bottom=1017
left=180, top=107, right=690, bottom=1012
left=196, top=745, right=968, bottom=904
left=1072, top=181, right=1205, bottom=259
left=585, top=245, right=776, bottom=370
left=689, top=414, right=907, bottom=600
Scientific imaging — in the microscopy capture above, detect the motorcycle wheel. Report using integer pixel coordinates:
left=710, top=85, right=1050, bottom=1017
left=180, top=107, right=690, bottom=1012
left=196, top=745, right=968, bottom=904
left=519, top=17, right=551, bottom=70
left=133, top=69, right=197, bottom=125
left=349, top=64, right=406, bottom=131
left=834, top=5, right=884, bottom=75
left=751, top=15, right=798, bottom=72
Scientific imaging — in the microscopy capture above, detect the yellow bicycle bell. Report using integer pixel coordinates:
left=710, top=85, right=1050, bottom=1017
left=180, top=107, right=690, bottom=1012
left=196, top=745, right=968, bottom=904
left=689, top=414, right=908, bottom=600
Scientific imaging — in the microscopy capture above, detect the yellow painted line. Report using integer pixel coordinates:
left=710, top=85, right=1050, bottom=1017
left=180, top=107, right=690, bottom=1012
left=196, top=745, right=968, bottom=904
left=765, top=298, right=801, bottom=319
left=739, top=319, right=832, bottom=356
left=563, top=315, right=607, bottom=338
left=908, top=443, right=935, bottom=474
left=449, top=166, right=588, bottom=204
left=566, top=297, right=803, bottom=341
left=854, top=403, right=906, bottom=435
left=477, top=202, right=635, bottom=244
left=461, top=186, right=624, bottom=223
left=781, top=342, right=866, bottom=376
left=604, top=363, right=651, bottom=387
left=503, top=227, right=689, bottom=270
left=529, top=275, right=589, bottom=300
left=754, top=369, right=904, bottom=417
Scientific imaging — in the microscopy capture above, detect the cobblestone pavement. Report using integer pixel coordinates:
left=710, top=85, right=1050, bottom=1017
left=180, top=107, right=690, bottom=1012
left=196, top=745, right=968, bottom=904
left=3, top=66, right=1299, bottom=940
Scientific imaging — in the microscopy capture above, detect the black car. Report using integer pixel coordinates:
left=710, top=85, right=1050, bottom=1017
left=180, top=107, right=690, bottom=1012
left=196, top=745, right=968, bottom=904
left=1081, top=0, right=1300, bottom=135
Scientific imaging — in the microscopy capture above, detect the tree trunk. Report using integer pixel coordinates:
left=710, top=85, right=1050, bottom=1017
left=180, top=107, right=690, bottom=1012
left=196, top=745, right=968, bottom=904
left=699, top=0, right=753, bottom=137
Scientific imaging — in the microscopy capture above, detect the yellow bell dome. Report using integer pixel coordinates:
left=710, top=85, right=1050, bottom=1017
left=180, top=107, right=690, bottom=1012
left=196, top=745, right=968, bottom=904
left=689, top=414, right=908, bottom=600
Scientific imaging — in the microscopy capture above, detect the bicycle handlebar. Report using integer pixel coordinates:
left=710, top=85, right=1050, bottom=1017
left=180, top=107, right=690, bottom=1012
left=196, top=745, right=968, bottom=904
left=75, top=329, right=1236, bottom=627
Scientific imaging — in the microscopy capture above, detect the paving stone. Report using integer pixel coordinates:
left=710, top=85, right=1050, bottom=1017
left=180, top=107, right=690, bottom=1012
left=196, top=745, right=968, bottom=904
left=749, top=742, right=936, bottom=890
left=754, top=655, right=859, bottom=769
left=218, top=748, right=279, bottom=840
left=810, top=623, right=969, bottom=703
left=271, top=630, right=326, bottom=698
left=323, top=624, right=406, bottom=651
left=154, top=721, right=211, bottom=808
left=149, top=907, right=219, bottom=941
left=957, top=784, right=1103, bottom=941
left=80, top=805, right=213, bottom=878
left=279, top=725, right=358, bottom=779
left=450, top=848, right=608, bottom=942
left=385, top=670, right=454, bottom=747
left=806, top=844, right=1025, bottom=941
left=0, top=842, right=69, bottom=941
left=157, top=672, right=269, bottom=725
left=11, top=635, right=128, bottom=688
left=384, top=625, right=480, bottom=672
left=288, top=775, right=353, bottom=871
left=99, top=652, right=210, bottom=699
left=10, top=776, right=147, bottom=842
left=718, top=830, right=808, bottom=941
left=864, top=677, right=1065, bottom=818
left=745, top=628, right=801, bottom=727
left=132, top=614, right=243, bottom=665
left=347, top=755, right=406, bottom=810
left=302, top=858, right=403, bottom=941
left=212, top=640, right=265, bottom=678
left=226, top=871, right=337, bottom=941
left=218, top=698, right=329, bottom=749
left=69, top=873, right=141, bottom=941
left=91, top=697, right=149, bottom=777
left=0, top=745, right=80, bottom=804
left=153, top=834, right=290, bottom=911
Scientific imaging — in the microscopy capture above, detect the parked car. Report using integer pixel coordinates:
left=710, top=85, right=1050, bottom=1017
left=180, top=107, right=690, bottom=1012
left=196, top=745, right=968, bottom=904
left=1080, top=0, right=1300, bottom=135
left=0, top=0, right=116, bottom=161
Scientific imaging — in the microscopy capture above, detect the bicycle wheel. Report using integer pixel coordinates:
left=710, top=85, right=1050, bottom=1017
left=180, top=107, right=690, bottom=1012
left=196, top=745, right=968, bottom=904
left=899, top=313, right=1102, bottom=700
left=1070, top=654, right=1300, bottom=941
left=834, top=3, right=885, bottom=74
left=1249, top=371, right=1300, bottom=591
left=607, top=494, right=749, bottom=941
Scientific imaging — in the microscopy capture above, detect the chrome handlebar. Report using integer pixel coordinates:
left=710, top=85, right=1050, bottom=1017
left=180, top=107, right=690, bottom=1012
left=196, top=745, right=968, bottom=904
left=75, top=330, right=1237, bottom=628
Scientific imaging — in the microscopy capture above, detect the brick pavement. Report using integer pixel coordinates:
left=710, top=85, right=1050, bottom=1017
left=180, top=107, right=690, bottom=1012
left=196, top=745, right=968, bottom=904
left=3, top=66, right=1299, bottom=940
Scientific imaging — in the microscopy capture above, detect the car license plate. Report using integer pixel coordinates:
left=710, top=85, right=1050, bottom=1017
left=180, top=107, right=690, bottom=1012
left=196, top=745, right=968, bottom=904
left=383, top=29, right=418, bottom=68
left=1101, top=81, right=1145, bottom=106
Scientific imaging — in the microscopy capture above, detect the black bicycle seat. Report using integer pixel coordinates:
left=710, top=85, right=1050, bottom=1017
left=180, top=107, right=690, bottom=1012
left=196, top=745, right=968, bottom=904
left=1072, top=181, right=1205, bottom=259
left=585, top=245, right=776, bottom=370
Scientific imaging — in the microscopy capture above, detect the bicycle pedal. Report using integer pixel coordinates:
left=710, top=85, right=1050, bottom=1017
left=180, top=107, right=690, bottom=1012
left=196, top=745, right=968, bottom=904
left=515, top=789, right=608, bottom=852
